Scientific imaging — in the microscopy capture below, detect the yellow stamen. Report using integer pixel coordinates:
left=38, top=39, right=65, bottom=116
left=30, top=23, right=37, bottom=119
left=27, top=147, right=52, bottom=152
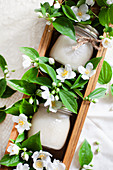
left=38, top=154, right=46, bottom=159
left=85, top=69, right=90, bottom=75
left=105, top=40, right=109, bottom=45
left=19, top=119, right=25, bottom=126
left=51, top=101, right=56, bottom=107
left=36, top=161, right=43, bottom=168
left=77, top=11, right=82, bottom=16
left=61, top=70, right=68, bottom=77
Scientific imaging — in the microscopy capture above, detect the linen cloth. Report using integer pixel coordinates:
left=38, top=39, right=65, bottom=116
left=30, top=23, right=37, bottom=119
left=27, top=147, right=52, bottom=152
left=0, top=0, right=113, bottom=169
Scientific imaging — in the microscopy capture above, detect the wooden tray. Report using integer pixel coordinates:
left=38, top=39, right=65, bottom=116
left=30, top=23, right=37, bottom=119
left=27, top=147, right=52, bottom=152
left=1, top=3, right=108, bottom=170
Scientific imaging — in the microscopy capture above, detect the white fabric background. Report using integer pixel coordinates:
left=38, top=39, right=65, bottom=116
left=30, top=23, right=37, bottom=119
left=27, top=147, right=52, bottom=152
left=0, top=0, right=113, bottom=169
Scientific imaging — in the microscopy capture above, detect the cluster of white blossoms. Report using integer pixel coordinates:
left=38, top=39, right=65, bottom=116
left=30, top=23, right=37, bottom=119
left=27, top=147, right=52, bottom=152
left=12, top=150, right=65, bottom=170
left=32, top=150, right=65, bottom=170
left=107, top=0, right=113, bottom=5
left=12, top=113, right=31, bottom=134
left=78, top=63, right=96, bottom=80
left=41, top=86, right=62, bottom=112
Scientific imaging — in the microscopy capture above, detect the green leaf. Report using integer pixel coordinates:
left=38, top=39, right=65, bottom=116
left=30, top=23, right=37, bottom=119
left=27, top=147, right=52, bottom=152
left=0, top=55, right=7, bottom=72
left=21, top=67, right=38, bottom=81
left=99, top=8, right=110, bottom=26
left=96, top=0, right=107, bottom=6
left=19, top=99, right=34, bottom=116
left=53, top=17, right=76, bottom=41
left=98, top=61, right=112, bottom=84
left=8, top=80, right=36, bottom=95
left=79, top=139, right=93, bottom=167
left=77, top=0, right=85, bottom=7
left=39, top=63, right=56, bottom=82
left=74, top=89, right=83, bottom=99
left=0, top=154, right=20, bottom=167
left=20, top=47, right=39, bottom=60
left=50, top=12, right=63, bottom=17
left=42, top=2, right=51, bottom=14
left=65, top=0, right=75, bottom=6
left=5, top=100, right=23, bottom=116
left=110, top=84, right=113, bottom=96
left=15, top=132, right=25, bottom=143
left=71, top=75, right=88, bottom=89
left=87, top=87, right=106, bottom=99
left=22, top=132, right=42, bottom=152
left=109, top=5, right=113, bottom=24
left=62, top=5, right=77, bottom=21
left=1, top=85, right=16, bottom=98
left=0, top=111, right=6, bottom=123
left=29, top=77, right=52, bottom=88
left=85, top=57, right=102, bottom=70
left=0, top=78, right=7, bottom=97
left=38, top=57, right=49, bottom=63
left=41, top=3, right=46, bottom=16
left=59, top=90, right=78, bottom=113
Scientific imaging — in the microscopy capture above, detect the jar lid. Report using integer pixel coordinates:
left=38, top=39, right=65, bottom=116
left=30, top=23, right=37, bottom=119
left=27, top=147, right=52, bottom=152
left=58, top=107, right=72, bottom=116
left=75, top=23, right=99, bottom=39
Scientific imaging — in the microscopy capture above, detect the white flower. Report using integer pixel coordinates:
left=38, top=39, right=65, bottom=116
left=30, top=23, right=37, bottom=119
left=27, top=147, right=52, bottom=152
left=21, top=152, right=29, bottom=161
left=32, top=150, right=52, bottom=162
left=22, top=55, right=32, bottom=69
left=52, top=159, right=66, bottom=170
left=46, top=21, right=51, bottom=25
left=14, top=163, right=30, bottom=170
left=4, top=69, right=9, bottom=74
left=49, top=100, right=62, bottom=113
left=36, top=12, right=43, bottom=18
left=55, top=95, right=59, bottom=101
left=86, top=0, right=95, bottom=6
left=78, top=62, right=96, bottom=80
left=71, top=4, right=90, bottom=22
left=56, top=64, right=76, bottom=82
left=54, top=1, right=61, bottom=9
left=7, top=143, right=20, bottom=156
left=102, top=38, right=112, bottom=48
left=107, top=0, right=113, bottom=5
left=49, top=58, right=55, bottom=65
left=33, top=160, right=47, bottom=170
left=41, top=86, right=54, bottom=107
left=12, top=114, right=31, bottom=134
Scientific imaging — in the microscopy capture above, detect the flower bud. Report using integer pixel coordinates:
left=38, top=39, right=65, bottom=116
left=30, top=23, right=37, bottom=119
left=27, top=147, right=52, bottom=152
left=52, top=82, right=57, bottom=87
left=34, top=62, right=38, bottom=67
left=49, top=58, right=55, bottom=65
left=58, top=82, right=62, bottom=87
left=56, top=88, right=60, bottom=92
left=52, top=90, right=56, bottom=95
left=29, top=97, right=34, bottom=104
left=55, top=95, right=59, bottom=101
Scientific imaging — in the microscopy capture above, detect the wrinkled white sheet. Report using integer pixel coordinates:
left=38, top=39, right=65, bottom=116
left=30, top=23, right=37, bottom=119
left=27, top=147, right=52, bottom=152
left=0, top=0, right=113, bottom=169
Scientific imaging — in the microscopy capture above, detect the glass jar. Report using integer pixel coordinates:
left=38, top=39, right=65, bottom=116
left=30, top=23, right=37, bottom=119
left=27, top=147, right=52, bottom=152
left=49, top=24, right=98, bottom=70
left=28, top=105, right=71, bottom=150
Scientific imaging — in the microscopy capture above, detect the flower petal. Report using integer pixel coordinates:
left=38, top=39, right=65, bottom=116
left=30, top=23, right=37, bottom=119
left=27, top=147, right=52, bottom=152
left=89, top=70, right=96, bottom=77
left=86, top=62, right=93, bottom=71
left=78, top=66, right=86, bottom=74
left=68, top=71, right=76, bottom=79
left=65, top=64, right=72, bottom=72
left=56, top=68, right=64, bottom=75
left=81, top=74, right=89, bottom=80
left=12, top=116, right=19, bottom=123
left=79, top=4, right=88, bottom=14
left=71, top=6, right=78, bottom=15
left=81, top=14, right=90, bottom=21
